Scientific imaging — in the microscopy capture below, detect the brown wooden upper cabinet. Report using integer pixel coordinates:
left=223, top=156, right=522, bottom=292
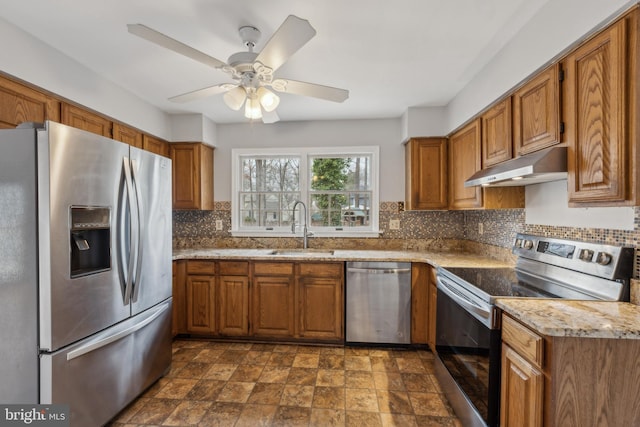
left=61, top=102, right=112, bottom=137
left=143, top=134, right=170, bottom=157
left=481, top=97, right=512, bottom=167
left=513, top=64, right=561, bottom=156
left=170, top=142, right=214, bottom=210
left=112, top=122, right=142, bottom=148
left=449, top=119, right=524, bottom=210
left=449, top=119, right=483, bottom=209
left=564, top=9, right=638, bottom=206
left=0, top=75, right=60, bottom=129
left=405, top=137, right=448, bottom=210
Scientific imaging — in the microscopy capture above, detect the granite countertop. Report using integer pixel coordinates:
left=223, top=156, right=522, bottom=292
left=496, top=299, right=640, bottom=340
left=172, top=248, right=513, bottom=269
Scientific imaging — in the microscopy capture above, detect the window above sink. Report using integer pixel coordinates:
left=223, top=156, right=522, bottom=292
left=231, top=146, right=380, bottom=238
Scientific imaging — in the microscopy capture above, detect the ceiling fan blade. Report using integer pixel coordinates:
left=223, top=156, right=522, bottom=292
left=255, top=15, right=316, bottom=72
left=262, top=109, right=280, bottom=124
left=127, top=24, right=228, bottom=69
left=169, top=84, right=230, bottom=103
left=272, top=79, right=349, bottom=103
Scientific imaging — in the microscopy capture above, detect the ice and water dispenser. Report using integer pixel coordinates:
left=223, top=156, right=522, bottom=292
left=70, top=206, right=111, bottom=277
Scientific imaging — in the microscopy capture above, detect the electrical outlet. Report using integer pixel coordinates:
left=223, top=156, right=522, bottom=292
left=478, top=222, right=484, bottom=235
left=215, top=220, right=223, bottom=231
left=389, top=219, right=400, bottom=230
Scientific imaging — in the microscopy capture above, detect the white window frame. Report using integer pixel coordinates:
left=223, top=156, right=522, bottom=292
left=231, top=146, right=380, bottom=238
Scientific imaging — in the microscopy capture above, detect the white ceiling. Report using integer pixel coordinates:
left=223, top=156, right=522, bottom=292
left=0, top=0, right=551, bottom=124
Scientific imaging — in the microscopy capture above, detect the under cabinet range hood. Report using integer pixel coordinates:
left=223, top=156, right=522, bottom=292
left=464, top=146, right=567, bottom=187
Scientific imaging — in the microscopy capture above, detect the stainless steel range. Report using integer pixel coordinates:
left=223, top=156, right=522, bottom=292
left=434, top=233, right=634, bottom=427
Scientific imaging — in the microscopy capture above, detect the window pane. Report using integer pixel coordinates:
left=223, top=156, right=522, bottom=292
left=310, top=156, right=372, bottom=191
left=242, top=157, right=300, bottom=192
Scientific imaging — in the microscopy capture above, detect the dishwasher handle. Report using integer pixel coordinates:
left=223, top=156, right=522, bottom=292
left=348, top=267, right=411, bottom=274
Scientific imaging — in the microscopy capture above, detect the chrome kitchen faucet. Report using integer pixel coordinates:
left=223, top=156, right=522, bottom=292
left=291, top=200, right=312, bottom=249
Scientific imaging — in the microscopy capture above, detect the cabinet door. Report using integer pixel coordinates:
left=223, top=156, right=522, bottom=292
left=113, top=122, right=142, bottom=148
left=449, top=119, right=483, bottom=209
left=172, top=261, right=187, bottom=336
left=501, top=344, right=544, bottom=427
left=405, top=138, right=448, bottom=210
left=427, top=268, right=437, bottom=352
left=143, top=134, right=170, bottom=157
left=252, top=275, right=295, bottom=337
left=61, top=103, right=111, bottom=137
left=564, top=16, right=629, bottom=205
left=513, top=64, right=561, bottom=156
left=0, top=75, right=60, bottom=129
left=218, top=275, right=250, bottom=336
left=297, top=276, right=343, bottom=340
left=482, top=98, right=512, bottom=167
left=170, top=143, right=214, bottom=210
left=186, top=275, right=216, bottom=334
left=410, top=263, right=429, bottom=344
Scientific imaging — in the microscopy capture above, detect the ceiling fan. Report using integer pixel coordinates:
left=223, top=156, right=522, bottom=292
left=127, top=15, right=349, bottom=123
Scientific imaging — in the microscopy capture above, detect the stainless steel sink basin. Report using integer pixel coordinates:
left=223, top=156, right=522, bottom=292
left=268, top=249, right=335, bottom=256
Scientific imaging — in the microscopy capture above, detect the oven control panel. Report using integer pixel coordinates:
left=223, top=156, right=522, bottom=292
left=513, top=233, right=633, bottom=280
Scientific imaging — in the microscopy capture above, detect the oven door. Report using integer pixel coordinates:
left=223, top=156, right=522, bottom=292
left=435, top=285, right=501, bottom=427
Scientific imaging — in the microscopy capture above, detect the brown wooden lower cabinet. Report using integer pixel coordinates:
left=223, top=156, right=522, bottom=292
left=252, top=274, right=296, bottom=337
left=186, top=274, right=216, bottom=334
left=183, top=260, right=216, bottom=335
left=297, top=262, right=343, bottom=340
left=411, top=263, right=429, bottom=344
left=427, top=267, right=437, bottom=351
left=217, top=261, right=250, bottom=336
left=172, top=260, right=187, bottom=336
left=501, top=312, right=640, bottom=426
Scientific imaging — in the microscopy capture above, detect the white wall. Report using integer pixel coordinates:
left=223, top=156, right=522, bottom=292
left=401, top=107, right=448, bottom=140
left=215, top=119, right=403, bottom=201
left=446, top=0, right=635, bottom=131
left=170, top=114, right=217, bottom=146
left=0, top=17, right=171, bottom=140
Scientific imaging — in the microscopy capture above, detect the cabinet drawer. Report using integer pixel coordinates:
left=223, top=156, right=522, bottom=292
left=186, top=260, right=216, bottom=275
left=502, top=315, right=544, bottom=367
left=219, top=261, right=249, bottom=276
left=253, top=262, right=294, bottom=276
left=298, top=262, right=343, bottom=277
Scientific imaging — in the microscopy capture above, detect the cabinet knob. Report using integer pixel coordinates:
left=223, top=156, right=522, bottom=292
left=596, top=252, right=612, bottom=266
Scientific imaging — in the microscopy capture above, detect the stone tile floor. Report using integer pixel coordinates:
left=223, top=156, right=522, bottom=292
left=107, top=339, right=461, bottom=426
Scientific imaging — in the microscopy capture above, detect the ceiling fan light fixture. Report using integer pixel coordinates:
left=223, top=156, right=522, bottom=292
left=257, top=87, right=280, bottom=112
left=223, top=86, right=247, bottom=111
left=244, top=95, right=263, bottom=120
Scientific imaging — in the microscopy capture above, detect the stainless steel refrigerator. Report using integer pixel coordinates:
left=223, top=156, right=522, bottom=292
left=0, top=121, right=173, bottom=426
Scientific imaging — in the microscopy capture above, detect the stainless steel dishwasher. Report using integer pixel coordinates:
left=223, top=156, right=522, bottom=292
left=346, top=261, right=411, bottom=344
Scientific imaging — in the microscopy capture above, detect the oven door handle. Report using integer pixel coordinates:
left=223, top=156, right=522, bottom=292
left=437, top=276, right=491, bottom=321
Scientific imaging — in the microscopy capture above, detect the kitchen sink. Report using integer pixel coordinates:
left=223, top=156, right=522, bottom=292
left=268, top=249, right=335, bottom=256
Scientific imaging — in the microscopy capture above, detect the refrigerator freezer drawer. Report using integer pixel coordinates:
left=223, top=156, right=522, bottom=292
left=40, top=300, right=172, bottom=427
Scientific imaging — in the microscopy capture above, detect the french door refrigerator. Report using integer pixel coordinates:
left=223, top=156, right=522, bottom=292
left=0, top=121, right=173, bottom=426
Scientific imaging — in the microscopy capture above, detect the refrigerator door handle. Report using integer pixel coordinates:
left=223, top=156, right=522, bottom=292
left=122, top=157, right=138, bottom=305
left=66, top=301, right=170, bottom=361
left=130, top=159, right=144, bottom=303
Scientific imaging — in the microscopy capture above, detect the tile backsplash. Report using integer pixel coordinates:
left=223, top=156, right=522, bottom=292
left=174, top=202, right=639, bottom=278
